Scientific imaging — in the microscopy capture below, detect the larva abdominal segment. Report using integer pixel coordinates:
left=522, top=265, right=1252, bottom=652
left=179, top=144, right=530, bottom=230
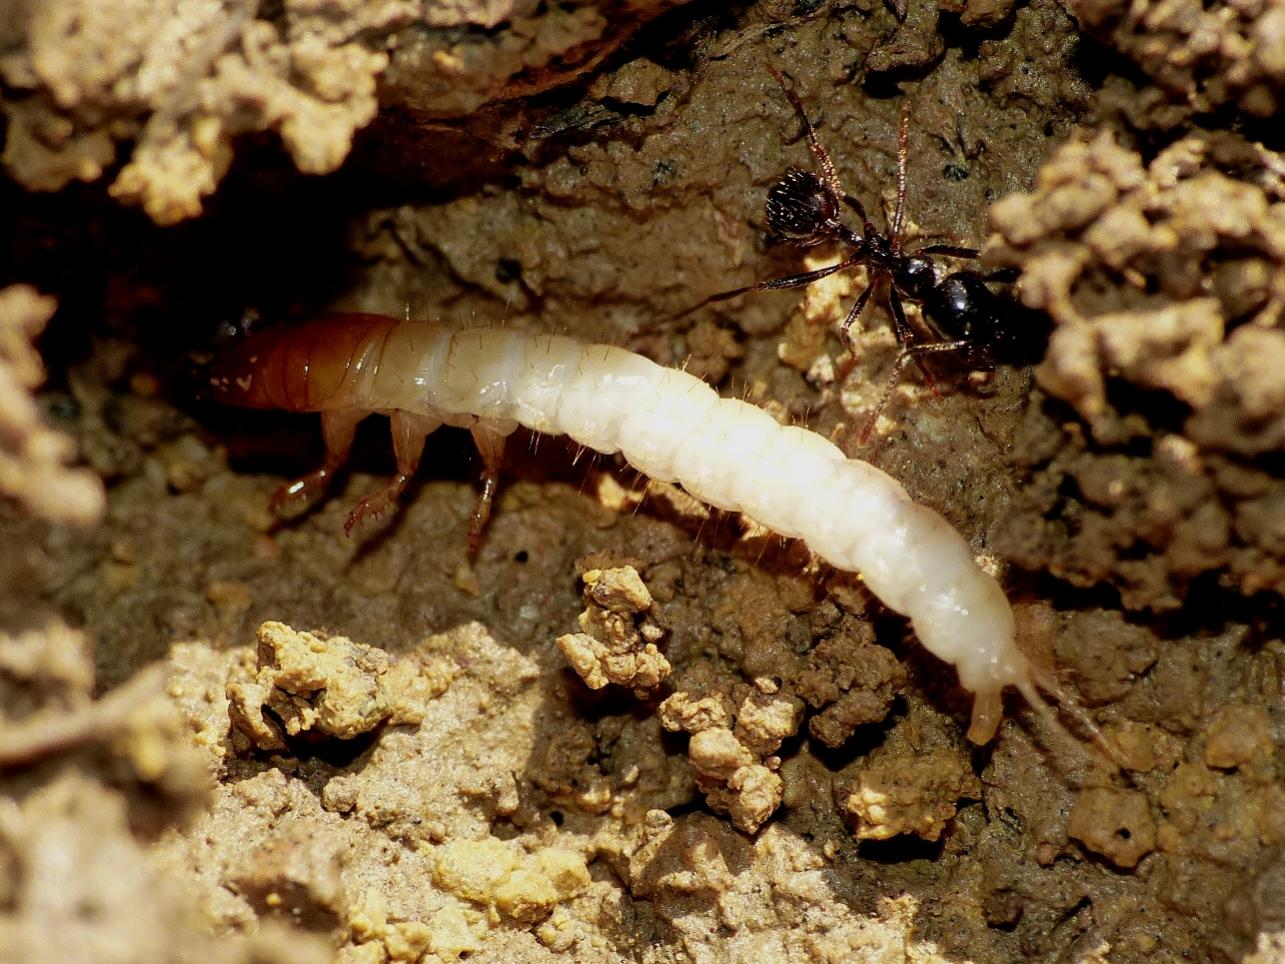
left=209, top=314, right=1030, bottom=743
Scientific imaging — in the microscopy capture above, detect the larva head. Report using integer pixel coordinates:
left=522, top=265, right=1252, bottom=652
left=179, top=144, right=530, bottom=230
left=202, top=326, right=290, bottom=409
left=201, top=313, right=394, bottom=413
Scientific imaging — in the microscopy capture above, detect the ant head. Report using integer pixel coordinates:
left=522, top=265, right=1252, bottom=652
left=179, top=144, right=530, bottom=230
left=765, top=168, right=841, bottom=245
left=894, top=255, right=937, bottom=300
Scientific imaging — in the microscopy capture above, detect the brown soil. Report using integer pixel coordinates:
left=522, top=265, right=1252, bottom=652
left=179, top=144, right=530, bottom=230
left=1, top=0, right=1282, bottom=961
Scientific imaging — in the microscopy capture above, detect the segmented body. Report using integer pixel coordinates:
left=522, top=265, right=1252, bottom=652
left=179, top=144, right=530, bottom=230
left=208, top=312, right=1035, bottom=742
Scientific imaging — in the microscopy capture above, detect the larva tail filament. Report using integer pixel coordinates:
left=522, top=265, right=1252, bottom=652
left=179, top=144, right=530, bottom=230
left=1016, top=673, right=1128, bottom=773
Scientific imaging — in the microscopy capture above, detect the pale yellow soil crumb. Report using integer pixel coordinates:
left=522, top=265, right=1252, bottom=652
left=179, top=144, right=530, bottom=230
left=648, top=573, right=825, bottom=835
left=733, top=684, right=803, bottom=755
left=0, top=620, right=206, bottom=804
left=227, top=621, right=455, bottom=752
left=989, top=130, right=1285, bottom=609
left=628, top=811, right=956, bottom=961
left=656, top=691, right=731, bottom=731
left=556, top=566, right=670, bottom=697
left=0, top=774, right=330, bottom=964
left=0, top=284, right=103, bottom=525
left=1075, top=0, right=1285, bottom=115
left=154, top=620, right=619, bottom=960
left=0, top=619, right=94, bottom=719
left=1098, top=720, right=1174, bottom=773
left=662, top=682, right=799, bottom=834
left=991, top=132, right=1285, bottom=426
left=347, top=887, right=482, bottom=961
left=1, top=0, right=413, bottom=223
left=433, top=838, right=590, bottom=924
left=777, top=251, right=862, bottom=373
left=840, top=749, right=982, bottom=842
left=1243, top=930, right=1285, bottom=964
left=1203, top=705, right=1274, bottom=769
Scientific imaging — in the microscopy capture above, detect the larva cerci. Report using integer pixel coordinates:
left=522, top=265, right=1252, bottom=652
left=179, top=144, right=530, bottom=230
left=206, top=311, right=1048, bottom=745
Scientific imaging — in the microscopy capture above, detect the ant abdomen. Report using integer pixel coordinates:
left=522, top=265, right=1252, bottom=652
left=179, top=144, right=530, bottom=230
left=926, top=272, right=1049, bottom=367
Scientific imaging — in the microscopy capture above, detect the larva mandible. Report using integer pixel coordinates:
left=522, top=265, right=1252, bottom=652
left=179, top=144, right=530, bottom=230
left=207, top=311, right=1061, bottom=745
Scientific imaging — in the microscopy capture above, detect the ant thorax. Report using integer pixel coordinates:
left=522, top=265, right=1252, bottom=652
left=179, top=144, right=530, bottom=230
left=893, top=255, right=937, bottom=300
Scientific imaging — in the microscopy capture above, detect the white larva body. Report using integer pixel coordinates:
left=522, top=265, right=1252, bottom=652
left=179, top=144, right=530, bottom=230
left=211, top=316, right=1032, bottom=742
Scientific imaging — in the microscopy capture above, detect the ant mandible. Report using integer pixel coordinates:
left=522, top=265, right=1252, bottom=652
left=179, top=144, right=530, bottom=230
left=681, top=66, right=1048, bottom=442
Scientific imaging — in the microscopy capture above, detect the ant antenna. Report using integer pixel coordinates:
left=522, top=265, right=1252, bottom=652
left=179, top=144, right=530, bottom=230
left=890, top=103, right=911, bottom=247
left=765, top=64, right=846, bottom=204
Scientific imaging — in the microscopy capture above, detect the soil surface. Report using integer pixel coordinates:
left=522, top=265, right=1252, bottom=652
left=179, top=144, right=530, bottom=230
left=1, top=0, right=1283, bottom=962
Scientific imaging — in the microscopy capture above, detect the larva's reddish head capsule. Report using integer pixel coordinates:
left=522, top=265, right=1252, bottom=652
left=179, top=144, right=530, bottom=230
left=205, top=313, right=399, bottom=413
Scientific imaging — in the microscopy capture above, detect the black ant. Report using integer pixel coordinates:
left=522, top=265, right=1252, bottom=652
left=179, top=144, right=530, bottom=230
left=680, top=67, right=1048, bottom=442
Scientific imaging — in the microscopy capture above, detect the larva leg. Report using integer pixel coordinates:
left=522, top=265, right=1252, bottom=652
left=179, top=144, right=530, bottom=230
left=466, top=422, right=508, bottom=558
left=343, top=411, right=440, bottom=536
left=271, top=409, right=365, bottom=518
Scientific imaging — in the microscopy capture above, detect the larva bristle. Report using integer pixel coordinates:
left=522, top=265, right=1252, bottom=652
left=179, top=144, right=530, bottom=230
left=692, top=510, right=711, bottom=544
left=631, top=494, right=648, bottom=518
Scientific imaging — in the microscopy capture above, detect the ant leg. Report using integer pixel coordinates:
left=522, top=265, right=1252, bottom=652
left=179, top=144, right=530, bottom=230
left=344, top=411, right=439, bottom=536
left=767, top=64, right=846, bottom=204
left=890, top=103, right=912, bottom=248
left=887, top=287, right=941, bottom=393
left=674, top=254, right=863, bottom=319
left=466, top=422, right=510, bottom=559
left=859, top=339, right=969, bottom=444
left=838, top=277, right=877, bottom=351
left=915, top=243, right=979, bottom=260
left=271, top=409, right=365, bottom=518
left=841, top=194, right=870, bottom=225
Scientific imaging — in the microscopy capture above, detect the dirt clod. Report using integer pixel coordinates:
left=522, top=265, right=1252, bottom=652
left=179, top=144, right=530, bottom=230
left=556, top=566, right=670, bottom=697
left=227, top=621, right=447, bottom=752
left=991, top=130, right=1285, bottom=608
left=3, top=0, right=1284, bottom=958
left=1067, top=786, right=1157, bottom=869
